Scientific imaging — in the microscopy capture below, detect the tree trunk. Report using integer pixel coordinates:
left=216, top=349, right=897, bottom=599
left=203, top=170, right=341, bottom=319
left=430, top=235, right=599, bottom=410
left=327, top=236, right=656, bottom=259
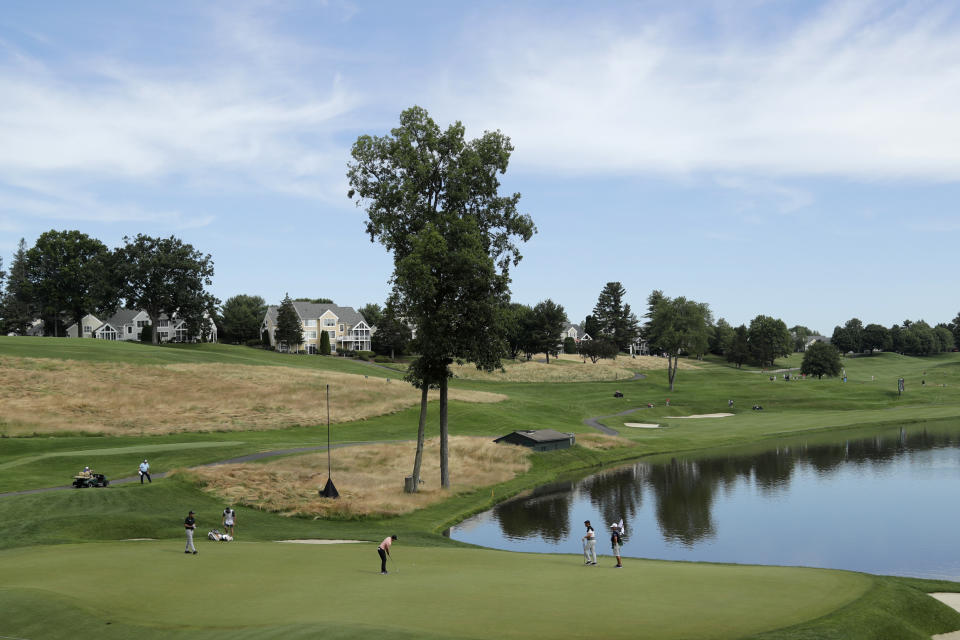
left=149, top=312, right=159, bottom=344
left=74, top=313, right=84, bottom=338
left=410, top=384, right=428, bottom=492
left=439, top=374, right=450, bottom=489
left=668, top=354, right=677, bottom=391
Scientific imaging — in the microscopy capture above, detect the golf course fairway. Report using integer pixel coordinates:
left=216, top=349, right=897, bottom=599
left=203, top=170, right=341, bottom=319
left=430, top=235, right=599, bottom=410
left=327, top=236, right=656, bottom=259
left=0, top=541, right=873, bottom=639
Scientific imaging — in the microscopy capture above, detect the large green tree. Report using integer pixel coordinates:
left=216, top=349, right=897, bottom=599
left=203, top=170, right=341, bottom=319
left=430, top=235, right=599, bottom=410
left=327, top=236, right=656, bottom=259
left=220, top=294, right=268, bottom=343
left=790, top=325, right=814, bottom=352
left=502, top=302, right=535, bottom=359
left=593, top=282, right=640, bottom=352
left=348, top=105, right=535, bottom=490
left=117, top=234, right=215, bottom=345
left=709, top=318, right=734, bottom=355
left=370, top=306, right=411, bottom=359
left=529, top=299, right=567, bottom=363
left=26, top=230, right=119, bottom=339
left=644, top=290, right=712, bottom=390
left=274, top=294, right=303, bottom=351
left=358, top=303, right=384, bottom=330
left=748, top=315, right=792, bottom=367
left=800, top=341, right=842, bottom=379
left=726, top=324, right=750, bottom=368
left=862, top=323, right=891, bottom=353
left=0, top=239, right=35, bottom=335
left=579, top=337, right=619, bottom=363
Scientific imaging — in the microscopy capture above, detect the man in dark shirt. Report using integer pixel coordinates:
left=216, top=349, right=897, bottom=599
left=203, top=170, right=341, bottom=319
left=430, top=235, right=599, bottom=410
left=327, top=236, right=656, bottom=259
left=184, top=510, right=198, bottom=555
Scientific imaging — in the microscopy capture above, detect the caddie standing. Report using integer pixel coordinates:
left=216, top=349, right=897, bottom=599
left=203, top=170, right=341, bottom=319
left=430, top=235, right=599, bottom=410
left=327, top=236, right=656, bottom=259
left=184, top=510, right=198, bottom=555
left=139, top=459, right=151, bottom=484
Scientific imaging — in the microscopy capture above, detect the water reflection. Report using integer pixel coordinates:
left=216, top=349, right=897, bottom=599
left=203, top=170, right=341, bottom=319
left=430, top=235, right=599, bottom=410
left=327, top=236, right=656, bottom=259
left=454, top=423, right=960, bottom=578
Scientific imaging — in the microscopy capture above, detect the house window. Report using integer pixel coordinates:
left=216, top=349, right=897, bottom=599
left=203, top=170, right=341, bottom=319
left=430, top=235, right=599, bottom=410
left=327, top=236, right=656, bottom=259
left=137, top=320, right=148, bottom=327
left=176, top=328, right=188, bottom=341
left=306, top=319, right=316, bottom=327
left=305, top=331, right=317, bottom=339
left=339, top=324, right=345, bottom=332
left=158, top=319, right=169, bottom=328
left=158, top=331, right=169, bottom=340
left=328, top=330, right=336, bottom=340
left=323, top=318, right=336, bottom=327
left=83, top=325, right=91, bottom=333
left=127, top=326, right=133, bottom=334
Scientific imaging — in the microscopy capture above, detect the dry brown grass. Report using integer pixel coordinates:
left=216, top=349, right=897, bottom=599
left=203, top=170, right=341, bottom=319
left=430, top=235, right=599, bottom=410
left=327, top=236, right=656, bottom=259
left=575, top=433, right=638, bottom=450
left=189, top=436, right=531, bottom=518
left=0, top=356, right=505, bottom=436
left=449, top=352, right=698, bottom=383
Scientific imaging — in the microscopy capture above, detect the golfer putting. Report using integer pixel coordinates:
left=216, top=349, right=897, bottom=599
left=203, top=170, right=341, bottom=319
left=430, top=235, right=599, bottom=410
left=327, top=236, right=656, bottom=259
left=377, top=535, right=397, bottom=574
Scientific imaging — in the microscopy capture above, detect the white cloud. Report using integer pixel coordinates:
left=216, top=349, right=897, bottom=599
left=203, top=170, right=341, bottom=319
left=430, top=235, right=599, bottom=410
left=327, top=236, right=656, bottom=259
left=433, top=1, right=960, bottom=181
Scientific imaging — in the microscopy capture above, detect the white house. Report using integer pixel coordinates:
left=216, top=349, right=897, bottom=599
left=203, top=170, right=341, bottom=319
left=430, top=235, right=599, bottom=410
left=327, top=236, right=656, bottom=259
left=262, top=302, right=371, bottom=354
left=66, top=309, right=217, bottom=343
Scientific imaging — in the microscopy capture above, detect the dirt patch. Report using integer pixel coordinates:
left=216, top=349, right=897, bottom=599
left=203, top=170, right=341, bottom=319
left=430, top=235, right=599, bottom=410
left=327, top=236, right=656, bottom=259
left=0, top=356, right=505, bottom=436
left=575, top=433, right=637, bottom=450
left=191, top=436, right=531, bottom=518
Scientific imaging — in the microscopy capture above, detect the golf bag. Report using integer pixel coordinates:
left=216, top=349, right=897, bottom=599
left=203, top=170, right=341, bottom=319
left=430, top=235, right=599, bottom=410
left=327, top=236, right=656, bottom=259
left=208, top=529, right=223, bottom=541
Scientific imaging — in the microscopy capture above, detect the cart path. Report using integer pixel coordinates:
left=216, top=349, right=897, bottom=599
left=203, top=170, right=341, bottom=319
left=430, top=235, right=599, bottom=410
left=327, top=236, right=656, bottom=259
left=0, top=441, right=399, bottom=499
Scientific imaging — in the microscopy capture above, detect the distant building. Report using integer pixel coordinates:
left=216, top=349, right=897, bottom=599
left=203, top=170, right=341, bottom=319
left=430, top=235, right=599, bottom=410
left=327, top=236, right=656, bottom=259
left=804, top=335, right=831, bottom=350
left=65, top=309, right=217, bottom=343
left=494, top=429, right=575, bottom=452
left=261, top=301, right=371, bottom=354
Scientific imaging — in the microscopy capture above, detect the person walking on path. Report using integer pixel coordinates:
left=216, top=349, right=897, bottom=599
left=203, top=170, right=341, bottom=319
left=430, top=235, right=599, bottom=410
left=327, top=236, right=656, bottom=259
left=221, top=506, right=237, bottom=538
left=610, top=523, right=624, bottom=568
left=582, top=520, right=597, bottom=565
left=184, top=510, right=198, bottom=555
left=378, top=535, right=397, bottom=574
left=139, top=459, right=151, bottom=484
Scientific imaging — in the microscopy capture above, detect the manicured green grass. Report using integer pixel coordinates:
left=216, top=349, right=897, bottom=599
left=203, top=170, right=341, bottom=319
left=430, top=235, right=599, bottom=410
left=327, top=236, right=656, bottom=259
left=5, top=339, right=960, bottom=638
left=0, top=541, right=886, bottom=640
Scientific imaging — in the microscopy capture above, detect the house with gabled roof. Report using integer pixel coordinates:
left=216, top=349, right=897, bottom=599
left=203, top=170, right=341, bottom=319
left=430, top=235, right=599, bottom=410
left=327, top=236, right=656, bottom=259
left=562, top=323, right=591, bottom=344
left=66, top=309, right=217, bottom=343
left=261, top=301, right=371, bottom=354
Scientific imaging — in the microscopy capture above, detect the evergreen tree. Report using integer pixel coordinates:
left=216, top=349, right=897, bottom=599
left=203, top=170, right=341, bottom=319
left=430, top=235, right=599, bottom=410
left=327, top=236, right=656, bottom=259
left=709, top=318, right=734, bottom=355
left=319, top=328, right=331, bottom=355
left=1, top=239, right=36, bottom=335
left=563, top=336, right=577, bottom=354
left=220, top=294, right=267, bottom=343
left=529, top=299, right=567, bottom=363
left=275, top=294, right=303, bottom=351
left=139, top=323, right=154, bottom=344
left=593, top=282, right=639, bottom=352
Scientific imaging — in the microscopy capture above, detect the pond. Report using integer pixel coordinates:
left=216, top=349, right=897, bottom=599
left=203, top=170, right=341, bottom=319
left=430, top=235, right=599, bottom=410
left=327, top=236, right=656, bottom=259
left=450, top=422, right=960, bottom=580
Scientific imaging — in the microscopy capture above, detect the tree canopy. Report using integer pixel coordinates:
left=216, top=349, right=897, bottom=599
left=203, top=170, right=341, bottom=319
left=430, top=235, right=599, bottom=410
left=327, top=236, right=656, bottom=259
left=117, top=234, right=214, bottom=345
left=0, top=239, right=35, bottom=336
left=592, top=282, right=640, bottom=352
left=529, top=299, right=567, bottom=363
left=747, top=315, right=792, bottom=367
left=348, top=105, right=535, bottom=489
left=800, top=341, right=842, bottom=379
left=644, top=290, right=712, bottom=390
left=26, top=230, right=119, bottom=339
left=219, top=295, right=268, bottom=344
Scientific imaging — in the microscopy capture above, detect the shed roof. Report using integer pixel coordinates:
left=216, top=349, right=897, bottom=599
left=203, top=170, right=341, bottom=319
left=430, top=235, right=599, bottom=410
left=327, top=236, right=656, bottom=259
left=495, top=429, right=573, bottom=444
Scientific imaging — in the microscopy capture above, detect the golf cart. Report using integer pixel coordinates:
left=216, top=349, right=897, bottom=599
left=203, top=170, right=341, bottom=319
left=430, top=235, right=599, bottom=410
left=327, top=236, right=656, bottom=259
left=72, top=473, right=109, bottom=488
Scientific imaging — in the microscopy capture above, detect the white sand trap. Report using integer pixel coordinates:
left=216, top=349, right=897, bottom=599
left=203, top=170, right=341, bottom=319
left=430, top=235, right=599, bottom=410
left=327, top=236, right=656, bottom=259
left=931, top=594, right=960, bottom=639
left=624, top=423, right=661, bottom=429
left=673, top=413, right=735, bottom=419
left=276, top=539, right=367, bottom=545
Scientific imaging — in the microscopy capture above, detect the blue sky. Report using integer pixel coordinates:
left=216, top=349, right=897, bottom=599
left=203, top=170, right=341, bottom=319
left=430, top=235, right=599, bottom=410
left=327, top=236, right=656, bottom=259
left=2, top=0, right=959, bottom=333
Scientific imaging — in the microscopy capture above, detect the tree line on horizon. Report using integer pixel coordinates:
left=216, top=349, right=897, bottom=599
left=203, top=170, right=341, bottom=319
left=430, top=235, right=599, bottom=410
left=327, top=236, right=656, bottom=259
left=0, top=231, right=216, bottom=344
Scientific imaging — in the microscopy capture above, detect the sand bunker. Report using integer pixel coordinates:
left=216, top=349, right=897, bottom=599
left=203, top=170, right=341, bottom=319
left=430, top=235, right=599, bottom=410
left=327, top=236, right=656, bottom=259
left=276, top=539, right=367, bottom=545
left=931, top=594, right=960, bottom=639
left=673, top=413, right=734, bottom=419
left=624, top=423, right=661, bottom=429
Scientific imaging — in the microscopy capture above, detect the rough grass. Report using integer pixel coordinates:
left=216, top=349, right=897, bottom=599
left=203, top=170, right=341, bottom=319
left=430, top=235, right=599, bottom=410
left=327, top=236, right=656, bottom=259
left=451, top=354, right=644, bottom=382
left=0, top=356, right=505, bottom=436
left=190, top=436, right=531, bottom=518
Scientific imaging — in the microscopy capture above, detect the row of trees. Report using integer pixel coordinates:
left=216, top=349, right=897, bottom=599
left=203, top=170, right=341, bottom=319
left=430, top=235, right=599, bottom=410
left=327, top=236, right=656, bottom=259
left=831, top=317, right=956, bottom=357
left=0, top=231, right=216, bottom=343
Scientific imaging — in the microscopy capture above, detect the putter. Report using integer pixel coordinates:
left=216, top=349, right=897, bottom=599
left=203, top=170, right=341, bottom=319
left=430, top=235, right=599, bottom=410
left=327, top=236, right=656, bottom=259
left=390, top=555, right=399, bottom=573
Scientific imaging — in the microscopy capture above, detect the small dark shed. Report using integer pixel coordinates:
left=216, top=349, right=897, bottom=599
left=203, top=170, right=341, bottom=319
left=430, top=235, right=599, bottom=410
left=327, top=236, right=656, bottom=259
left=493, top=429, right=575, bottom=452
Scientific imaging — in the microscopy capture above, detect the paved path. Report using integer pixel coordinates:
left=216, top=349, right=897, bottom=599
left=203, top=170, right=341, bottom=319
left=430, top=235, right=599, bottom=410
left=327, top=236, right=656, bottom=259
left=0, top=442, right=390, bottom=500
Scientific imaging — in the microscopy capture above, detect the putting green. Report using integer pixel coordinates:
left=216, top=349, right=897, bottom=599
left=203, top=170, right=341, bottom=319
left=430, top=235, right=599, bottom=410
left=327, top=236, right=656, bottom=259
left=0, top=542, right=871, bottom=639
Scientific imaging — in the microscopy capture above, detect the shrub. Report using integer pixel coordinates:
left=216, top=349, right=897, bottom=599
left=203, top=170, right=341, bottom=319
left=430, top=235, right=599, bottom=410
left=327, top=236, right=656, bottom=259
left=563, top=336, right=577, bottom=354
left=244, top=338, right=262, bottom=348
left=358, top=350, right=375, bottom=361
left=374, top=355, right=392, bottom=363
left=139, top=323, right=153, bottom=344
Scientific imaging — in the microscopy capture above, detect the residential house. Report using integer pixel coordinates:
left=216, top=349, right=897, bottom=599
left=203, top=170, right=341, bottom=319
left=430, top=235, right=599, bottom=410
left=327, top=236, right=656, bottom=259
left=804, top=335, right=830, bottom=350
left=66, top=309, right=217, bottom=343
left=561, top=323, right=592, bottom=344
left=629, top=336, right=650, bottom=356
left=261, top=302, right=371, bottom=354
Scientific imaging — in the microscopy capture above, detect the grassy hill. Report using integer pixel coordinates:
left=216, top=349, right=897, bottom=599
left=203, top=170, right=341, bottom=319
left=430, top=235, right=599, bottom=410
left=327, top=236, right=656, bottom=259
left=3, top=337, right=960, bottom=638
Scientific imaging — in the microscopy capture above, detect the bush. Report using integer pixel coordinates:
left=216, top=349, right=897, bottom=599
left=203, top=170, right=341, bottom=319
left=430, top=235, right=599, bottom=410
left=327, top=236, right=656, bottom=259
left=374, top=355, right=392, bottom=363
left=339, top=350, right=356, bottom=358
left=139, top=323, right=153, bottom=344
left=358, top=350, right=375, bottom=361
left=244, top=338, right=263, bottom=348
left=563, top=336, right=577, bottom=354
